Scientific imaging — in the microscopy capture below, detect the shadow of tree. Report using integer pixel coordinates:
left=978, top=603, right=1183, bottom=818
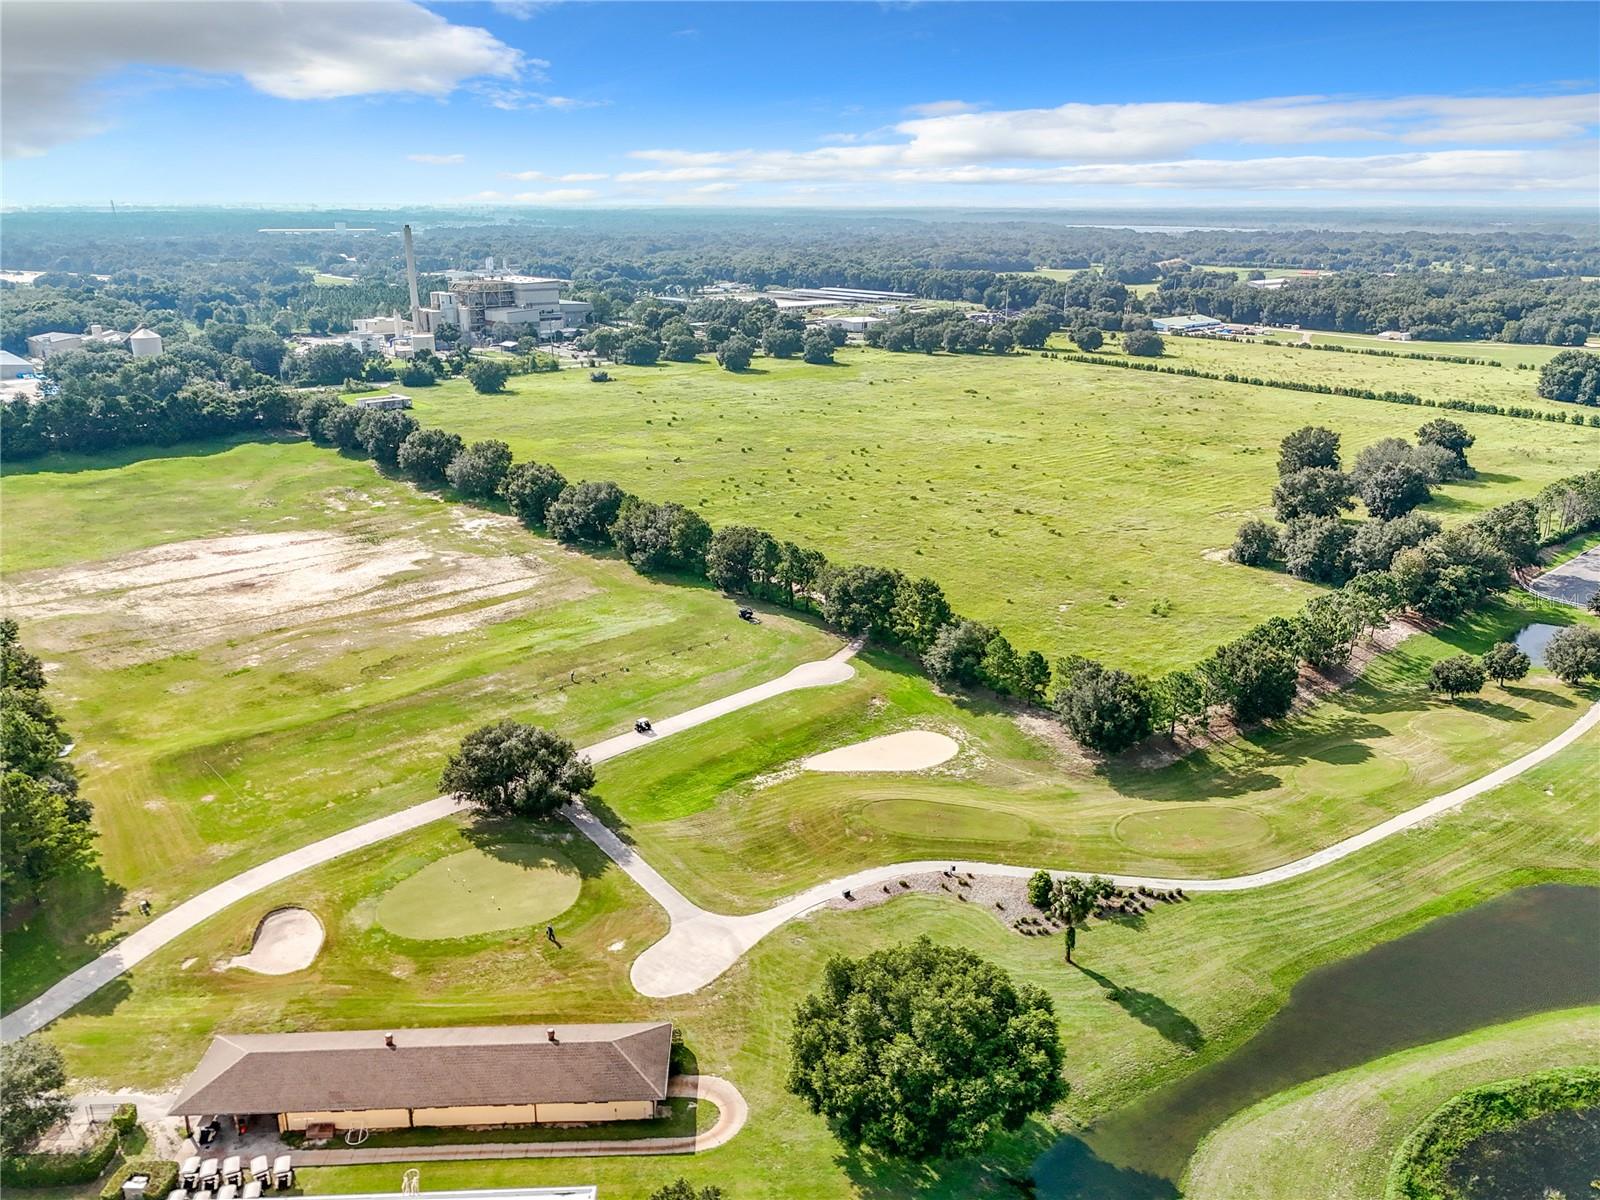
left=1076, top=965, right=1205, bottom=1051
left=838, top=1115, right=1063, bottom=1199
left=1029, top=1132, right=1181, bottom=1200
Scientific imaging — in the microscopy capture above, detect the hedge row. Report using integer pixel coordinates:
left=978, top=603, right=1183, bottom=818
left=100, top=1157, right=178, bottom=1200
left=0, top=1125, right=118, bottom=1189
left=1385, top=1066, right=1600, bottom=1200
left=1052, top=351, right=1600, bottom=427
left=1295, top=342, right=1503, bottom=366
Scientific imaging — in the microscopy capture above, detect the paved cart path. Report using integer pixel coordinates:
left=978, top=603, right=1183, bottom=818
left=7, top=632, right=1598, bottom=1031
left=0, top=646, right=859, bottom=1042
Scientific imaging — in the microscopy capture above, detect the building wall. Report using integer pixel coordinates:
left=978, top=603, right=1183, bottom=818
left=534, top=1101, right=655, bottom=1123
left=411, top=1104, right=542, bottom=1128
left=282, top=1108, right=411, bottom=1132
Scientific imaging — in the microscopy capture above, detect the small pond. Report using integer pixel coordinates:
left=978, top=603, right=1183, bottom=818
left=1446, top=1105, right=1600, bottom=1200
left=1512, top=622, right=1565, bottom=667
left=1032, top=884, right=1600, bottom=1199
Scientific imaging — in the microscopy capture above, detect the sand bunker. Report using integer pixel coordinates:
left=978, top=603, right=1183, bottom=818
left=225, top=907, right=323, bottom=974
left=804, top=730, right=959, bottom=773
left=2, top=530, right=560, bottom=666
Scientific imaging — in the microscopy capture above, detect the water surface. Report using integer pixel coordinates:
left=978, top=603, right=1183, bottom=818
left=1032, top=885, right=1600, bottom=1199
left=1512, top=622, right=1564, bottom=667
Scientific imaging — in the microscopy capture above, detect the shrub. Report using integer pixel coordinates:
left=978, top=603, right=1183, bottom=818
left=1230, top=518, right=1279, bottom=566
left=111, top=1105, right=137, bottom=1134
left=99, top=1158, right=177, bottom=1200
left=0, top=1127, right=118, bottom=1188
left=444, top=439, right=514, bottom=499
left=466, top=358, right=511, bottom=394
left=1027, top=869, right=1054, bottom=911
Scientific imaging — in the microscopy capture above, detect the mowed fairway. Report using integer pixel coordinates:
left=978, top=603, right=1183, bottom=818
left=1182, top=1008, right=1600, bottom=1200
left=0, top=438, right=839, bottom=1009
left=394, top=346, right=1597, bottom=671
left=37, top=733, right=1598, bottom=1199
left=588, top=592, right=1597, bottom=912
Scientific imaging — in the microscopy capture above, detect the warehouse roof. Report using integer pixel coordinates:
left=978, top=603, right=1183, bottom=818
left=169, top=1023, right=673, bottom=1116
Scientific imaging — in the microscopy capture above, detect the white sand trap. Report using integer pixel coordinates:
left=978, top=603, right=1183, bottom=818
left=804, top=730, right=959, bottom=773
left=224, top=907, right=324, bottom=974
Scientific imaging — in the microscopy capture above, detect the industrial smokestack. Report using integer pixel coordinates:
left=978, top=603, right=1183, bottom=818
left=402, top=224, right=422, bottom=331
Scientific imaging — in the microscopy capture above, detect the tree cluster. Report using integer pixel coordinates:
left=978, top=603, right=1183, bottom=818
left=1, top=621, right=95, bottom=916
left=787, top=936, right=1065, bottom=1160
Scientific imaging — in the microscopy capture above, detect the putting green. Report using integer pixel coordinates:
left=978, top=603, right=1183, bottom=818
left=1294, top=749, right=1411, bottom=798
left=859, top=798, right=1032, bottom=842
left=1114, top=806, right=1273, bottom=856
left=376, top=844, right=582, bottom=940
left=1424, top=709, right=1501, bottom=744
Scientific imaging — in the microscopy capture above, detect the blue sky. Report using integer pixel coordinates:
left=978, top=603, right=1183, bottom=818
left=3, top=1, right=1597, bottom=208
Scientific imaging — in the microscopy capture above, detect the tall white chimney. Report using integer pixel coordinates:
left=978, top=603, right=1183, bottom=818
left=402, top=224, right=422, bottom=331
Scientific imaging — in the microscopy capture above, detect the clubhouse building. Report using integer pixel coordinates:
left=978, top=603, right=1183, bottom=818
left=170, top=1023, right=674, bottom=1134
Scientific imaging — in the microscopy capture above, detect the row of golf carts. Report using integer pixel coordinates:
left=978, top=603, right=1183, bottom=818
left=174, top=1153, right=294, bottom=1198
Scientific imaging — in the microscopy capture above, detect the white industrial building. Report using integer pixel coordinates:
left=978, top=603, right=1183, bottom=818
left=0, top=350, right=35, bottom=379
left=26, top=331, right=83, bottom=359
left=129, top=327, right=163, bottom=357
left=418, top=276, right=592, bottom=342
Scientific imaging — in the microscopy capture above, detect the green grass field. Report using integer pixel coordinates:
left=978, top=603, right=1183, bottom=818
left=588, top=591, right=1594, bottom=912
left=385, top=346, right=1596, bottom=672
left=1182, top=1008, right=1600, bottom=1200
left=1076, top=328, right=1582, bottom=416
left=0, top=438, right=839, bottom=1009
left=36, top=728, right=1594, bottom=1199
left=374, top=843, right=581, bottom=940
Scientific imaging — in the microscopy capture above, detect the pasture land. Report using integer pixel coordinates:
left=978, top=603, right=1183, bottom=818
left=0, top=438, right=838, bottom=1009
left=390, top=346, right=1596, bottom=672
left=1079, top=328, right=1580, bottom=416
left=40, top=730, right=1598, bottom=1199
left=589, top=591, right=1594, bottom=912
left=1182, top=1007, right=1600, bottom=1200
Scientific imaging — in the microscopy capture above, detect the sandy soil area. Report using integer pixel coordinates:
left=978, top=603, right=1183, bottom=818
left=803, top=729, right=959, bottom=773
left=224, top=907, right=323, bottom=974
left=3, top=530, right=560, bottom=666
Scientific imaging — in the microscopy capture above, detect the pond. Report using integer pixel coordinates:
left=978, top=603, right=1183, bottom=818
left=1512, top=622, right=1565, bottom=667
left=1446, top=1105, right=1600, bottom=1199
left=1031, top=884, right=1600, bottom=1199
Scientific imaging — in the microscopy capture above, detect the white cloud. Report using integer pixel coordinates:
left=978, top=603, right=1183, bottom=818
left=560, top=172, right=609, bottom=182
left=2, top=0, right=523, bottom=157
left=513, top=188, right=600, bottom=203
left=504, top=169, right=608, bottom=182
left=903, top=99, right=979, bottom=118
left=689, top=182, right=738, bottom=195
left=408, top=153, right=465, bottom=165
left=477, top=86, right=603, bottom=111
left=615, top=93, right=1598, bottom=198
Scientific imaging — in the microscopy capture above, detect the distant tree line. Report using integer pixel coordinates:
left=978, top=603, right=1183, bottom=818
left=1050, top=349, right=1600, bottom=427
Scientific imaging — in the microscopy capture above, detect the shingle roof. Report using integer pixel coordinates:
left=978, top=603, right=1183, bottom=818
left=169, top=1023, right=673, bottom=1117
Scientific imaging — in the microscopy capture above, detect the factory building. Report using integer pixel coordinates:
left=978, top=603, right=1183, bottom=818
left=418, top=275, right=592, bottom=342
left=129, top=327, right=163, bottom=358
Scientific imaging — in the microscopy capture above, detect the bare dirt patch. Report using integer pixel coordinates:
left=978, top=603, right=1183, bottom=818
left=3, top=530, right=565, bottom=666
left=803, top=730, right=959, bottom=773
left=223, top=906, right=323, bottom=974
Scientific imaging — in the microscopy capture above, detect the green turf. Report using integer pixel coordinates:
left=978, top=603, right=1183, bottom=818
left=39, top=728, right=1594, bottom=1199
left=374, top=844, right=582, bottom=940
left=0, top=439, right=839, bottom=1010
left=382, top=346, right=1596, bottom=672
left=586, top=592, right=1597, bottom=912
left=1182, top=1008, right=1600, bottom=1200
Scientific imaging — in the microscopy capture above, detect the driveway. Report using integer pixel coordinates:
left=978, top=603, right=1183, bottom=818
left=1528, top=544, right=1600, bottom=609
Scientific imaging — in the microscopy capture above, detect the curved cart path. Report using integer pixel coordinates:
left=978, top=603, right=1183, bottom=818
left=7, top=635, right=1596, bottom=1029
left=0, top=645, right=859, bottom=1042
left=611, top=697, right=1600, bottom=996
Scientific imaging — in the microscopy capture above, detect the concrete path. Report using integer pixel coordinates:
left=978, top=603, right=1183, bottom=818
left=1528, top=544, right=1600, bottom=610
left=623, top=697, right=1600, bottom=996
left=288, top=1076, right=745, bottom=1164
left=0, top=644, right=859, bottom=1042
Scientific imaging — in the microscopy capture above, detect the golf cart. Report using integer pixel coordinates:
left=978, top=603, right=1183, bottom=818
left=737, top=607, right=757, bottom=622
left=634, top=717, right=653, bottom=734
